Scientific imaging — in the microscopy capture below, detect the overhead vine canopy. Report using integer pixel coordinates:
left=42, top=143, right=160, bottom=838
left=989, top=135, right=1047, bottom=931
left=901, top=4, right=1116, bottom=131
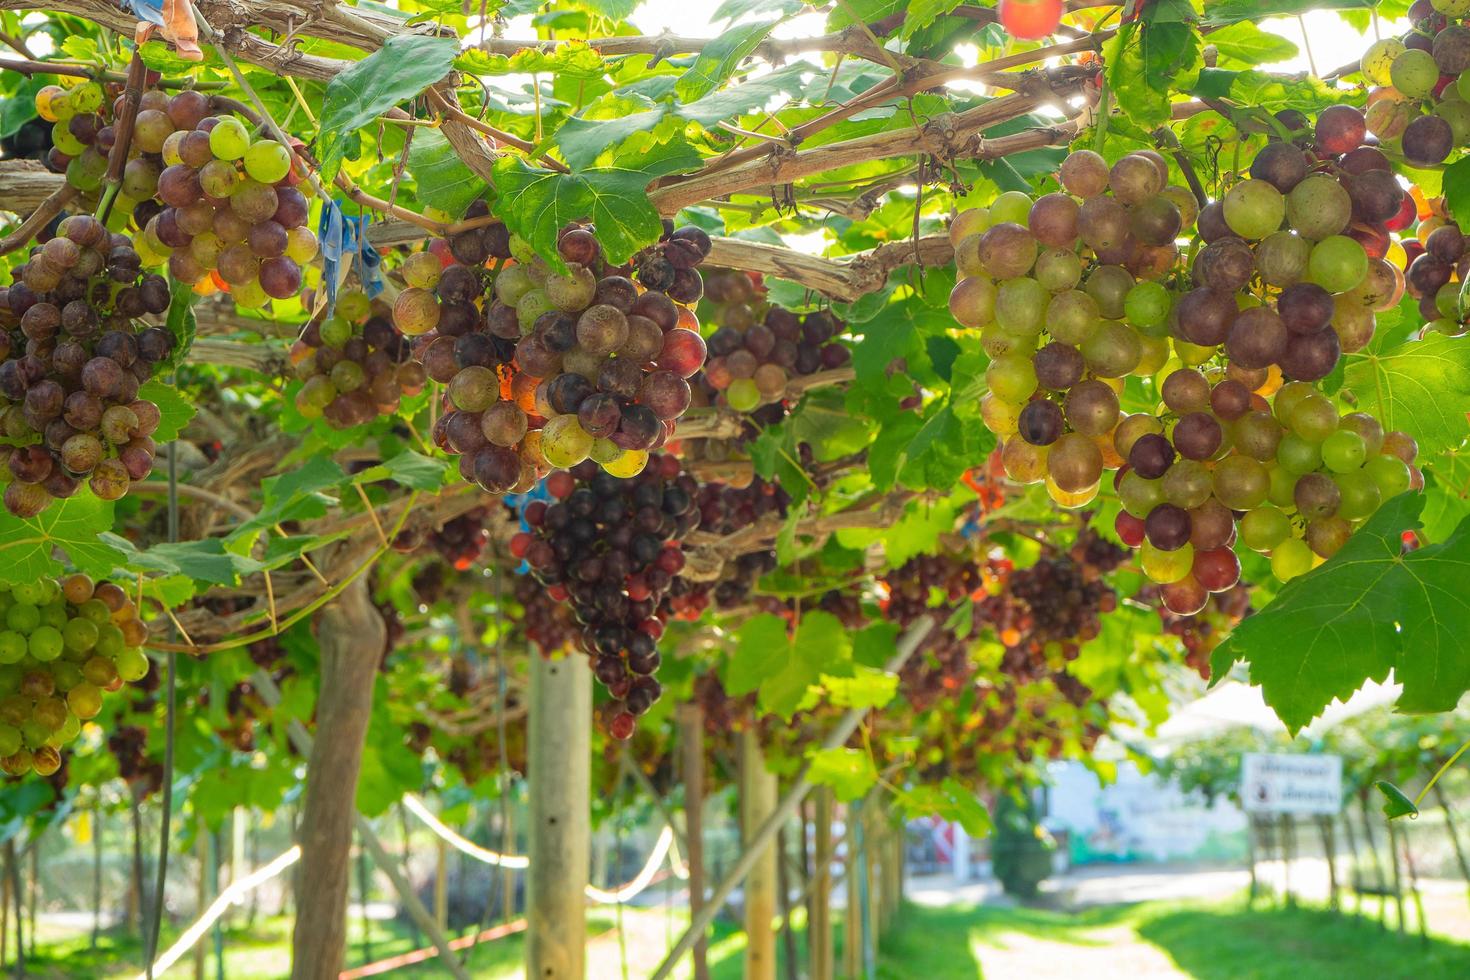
left=0, top=0, right=1465, bottom=882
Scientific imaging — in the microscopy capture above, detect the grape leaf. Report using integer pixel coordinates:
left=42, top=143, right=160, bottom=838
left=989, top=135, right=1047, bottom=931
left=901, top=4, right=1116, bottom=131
left=807, top=746, right=878, bottom=802
left=317, top=35, right=459, bottom=183
left=1204, top=22, right=1298, bottom=67
left=137, top=380, right=195, bottom=443
left=1210, top=493, right=1470, bottom=733
left=900, top=0, right=962, bottom=40
left=895, top=778, right=991, bottom=836
left=821, top=666, right=898, bottom=710
left=405, top=129, right=488, bottom=219
left=350, top=450, right=449, bottom=492
left=852, top=621, right=900, bottom=668
left=0, top=494, right=121, bottom=583
left=1201, top=0, right=1375, bottom=25
left=1375, top=780, right=1419, bottom=820
left=100, top=534, right=264, bottom=586
left=0, top=77, right=40, bottom=140
left=1342, top=334, right=1470, bottom=457
left=675, top=20, right=778, bottom=102
left=489, top=141, right=702, bottom=269
left=723, top=613, right=791, bottom=697
left=1105, top=18, right=1202, bottom=129
left=165, top=276, right=197, bottom=369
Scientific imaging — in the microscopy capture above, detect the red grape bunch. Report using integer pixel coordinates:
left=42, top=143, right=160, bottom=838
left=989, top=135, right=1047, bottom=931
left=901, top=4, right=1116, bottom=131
left=0, top=214, right=174, bottom=516
left=510, top=456, right=699, bottom=738
left=513, top=573, right=578, bottom=656
left=411, top=216, right=712, bottom=491
left=105, top=92, right=318, bottom=307
left=1142, top=581, right=1253, bottom=679
left=290, top=289, right=425, bottom=427
left=880, top=553, right=982, bottom=711
left=701, top=269, right=852, bottom=412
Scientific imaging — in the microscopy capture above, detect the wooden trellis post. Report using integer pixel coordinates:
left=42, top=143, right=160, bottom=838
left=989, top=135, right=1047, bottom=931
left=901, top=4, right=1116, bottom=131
left=741, top=728, right=778, bottom=980
left=526, top=654, right=591, bottom=979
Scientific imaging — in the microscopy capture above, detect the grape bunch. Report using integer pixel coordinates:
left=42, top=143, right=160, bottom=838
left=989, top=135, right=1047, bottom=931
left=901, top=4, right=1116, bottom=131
left=881, top=553, right=982, bottom=710
left=510, top=456, right=699, bottom=738
left=426, top=506, right=493, bottom=571
left=107, top=723, right=164, bottom=796
left=975, top=525, right=1126, bottom=689
left=408, top=215, right=711, bottom=490
left=104, top=91, right=319, bottom=307
left=701, top=270, right=851, bottom=412
left=290, top=289, right=425, bottom=427
left=1143, top=582, right=1253, bottom=678
left=513, top=573, right=578, bottom=656
left=34, top=78, right=128, bottom=208
left=0, top=215, right=173, bottom=516
left=957, top=150, right=1193, bottom=507
left=0, top=575, right=150, bottom=777
left=665, top=477, right=789, bottom=613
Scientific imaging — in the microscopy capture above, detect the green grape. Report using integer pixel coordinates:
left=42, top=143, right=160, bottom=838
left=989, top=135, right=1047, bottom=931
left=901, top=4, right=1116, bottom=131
left=95, top=624, right=125, bottom=658
left=1270, top=537, right=1314, bottom=581
left=319, top=315, right=353, bottom=348
left=994, top=277, right=1048, bottom=337
left=67, top=683, right=102, bottom=720
left=0, top=633, right=23, bottom=665
left=57, top=714, right=80, bottom=743
left=51, top=662, right=81, bottom=690
left=1141, top=540, right=1195, bottom=584
left=1161, top=459, right=1213, bottom=509
left=1118, top=469, right=1165, bottom=518
left=1267, top=463, right=1297, bottom=508
left=285, top=227, right=319, bottom=263
left=61, top=617, right=98, bottom=653
left=116, top=647, right=149, bottom=682
left=1366, top=453, right=1411, bottom=498
left=70, top=81, right=103, bottom=114
left=1276, top=432, right=1322, bottom=474
left=1223, top=180, right=1285, bottom=240
left=602, top=450, right=648, bottom=478
left=1123, top=281, right=1172, bottom=335
left=1359, top=38, right=1405, bottom=86
left=1321, top=429, right=1367, bottom=473
left=209, top=116, right=251, bottom=160
left=11, top=583, right=46, bottom=605
left=0, top=726, right=19, bottom=758
left=1307, top=236, right=1368, bottom=294
left=494, top=264, right=535, bottom=307
left=243, top=139, right=292, bottom=183
left=726, top=378, right=761, bottom=412
left=1212, top=455, right=1270, bottom=510
left=77, top=599, right=110, bottom=625
left=989, top=191, right=1033, bottom=226
left=1390, top=48, right=1439, bottom=99
left=40, top=602, right=66, bottom=630
left=51, top=120, right=85, bottom=156
left=541, top=414, right=594, bottom=468
left=1288, top=394, right=1338, bottom=442
left=28, top=626, right=62, bottom=662
left=1241, top=506, right=1291, bottom=552
left=985, top=352, right=1037, bottom=404
left=4, top=605, right=38, bottom=634
left=1335, top=470, right=1381, bottom=520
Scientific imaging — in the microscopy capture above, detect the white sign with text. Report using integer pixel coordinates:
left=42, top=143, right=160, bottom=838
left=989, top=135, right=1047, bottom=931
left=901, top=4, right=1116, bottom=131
left=1240, top=753, right=1342, bottom=815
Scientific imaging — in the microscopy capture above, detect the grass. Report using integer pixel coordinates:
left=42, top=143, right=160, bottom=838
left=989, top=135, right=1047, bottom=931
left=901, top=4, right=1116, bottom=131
left=16, top=891, right=1470, bottom=977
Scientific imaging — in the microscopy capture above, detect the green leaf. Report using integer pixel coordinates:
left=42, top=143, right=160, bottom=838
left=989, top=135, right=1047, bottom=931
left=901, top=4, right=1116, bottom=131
left=821, top=666, right=898, bottom=710
left=675, top=20, right=778, bottom=102
left=351, top=451, right=449, bottom=492
left=676, top=62, right=814, bottom=126
left=852, top=621, right=900, bottom=669
left=1201, top=0, right=1375, bottom=26
left=1342, top=334, right=1470, bottom=457
left=406, top=129, right=488, bottom=219
left=101, top=535, right=263, bottom=586
left=1204, top=22, right=1298, bottom=67
left=228, top=457, right=348, bottom=545
left=0, top=495, right=121, bottom=583
left=895, top=778, right=991, bottom=836
left=136, top=380, right=194, bottom=443
left=759, top=610, right=854, bottom=719
left=1105, top=20, right=1202, bottom=129
left=1443, top=156, right=1470, bottom=226
left=1210, top=494, right=1470, bottom=733
left=554, top=106, right=669, bottom=172
left=807, top=746, right=878, bottom=802
left=1375, top=780, right=1419, bottom=820
left=165, top=276, right=197, bottom=369
left=0, top=76, right=41, bottom=140
left=317, top=35, right=460, bottom=183
left=490, top=141, right=702, bottom=269
left=723, top=613, right=790, bottom=697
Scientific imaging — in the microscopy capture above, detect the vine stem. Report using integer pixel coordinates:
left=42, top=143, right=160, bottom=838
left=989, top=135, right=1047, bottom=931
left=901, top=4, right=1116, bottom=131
left=0, top=55, right=226, bottom=89
left=96, top=50, right=147, bottom=223
left=1414, top=737, right=1470, bottom=808
left=148, top=492, right=420, bottom=654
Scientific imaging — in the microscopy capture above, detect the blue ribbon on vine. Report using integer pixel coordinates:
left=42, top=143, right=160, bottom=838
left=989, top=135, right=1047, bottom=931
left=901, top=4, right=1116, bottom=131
left=317, top=199, right=383, bottom=313
left=119, top=0, right=165, bottom=28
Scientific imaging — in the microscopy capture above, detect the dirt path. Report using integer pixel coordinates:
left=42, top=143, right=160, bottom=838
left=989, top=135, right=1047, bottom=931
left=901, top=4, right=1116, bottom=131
left=973, top=925, right=1185, bottom=980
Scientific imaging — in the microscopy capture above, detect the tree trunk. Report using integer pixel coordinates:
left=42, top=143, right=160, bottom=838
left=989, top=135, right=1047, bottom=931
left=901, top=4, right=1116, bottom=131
left=526, top=654, right=590, bottom=980
left=740, top=728, right=777, bottom=980
left=1386, top=819, right=1407, bottom=936
left=289, top=577, right=385, bottom=980
left=776, top=826, right=798, bottom=980
left=809, top=787, right=833, bottom=980
left=9, top=841, right=24, bottom=979
left=678, top=703, right=710, bottom=980
left=1358, top=794, right=1387, bottom=928
left=1317, top=816, right=1338, bottom=910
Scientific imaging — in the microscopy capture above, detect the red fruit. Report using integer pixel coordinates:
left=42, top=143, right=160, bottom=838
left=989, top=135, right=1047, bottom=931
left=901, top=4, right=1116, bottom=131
left=509, top=532, right=532, bottom=558
left=524, top=500, right=548, bottom=526
left=1385, top=194, right=1417, bottom=232
left=638, top=618, right=664, bottom=640
left=1115, top=510, right=1146, bottom=548
left=548, top=583, right=569, bottom=602
left=546, top=471, right=575, bottom=498
left=428, top=238, right=455, bottom=268
left=999, top=0, right=1063, bottom=40
left=608, top=711, right=636, bottom=740
left=626, top=575, right=651, bottom=601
